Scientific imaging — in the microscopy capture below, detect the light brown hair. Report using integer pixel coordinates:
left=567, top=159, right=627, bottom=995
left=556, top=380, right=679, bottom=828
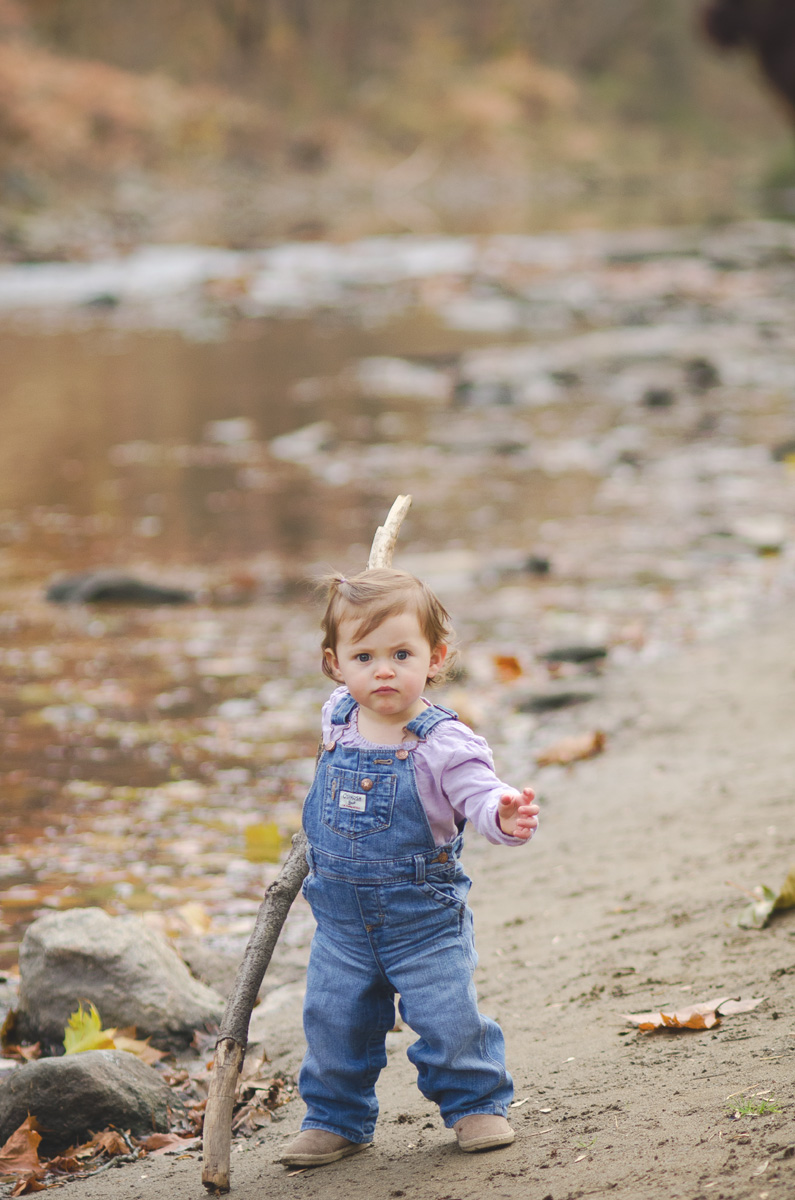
left=320, top=568, right=456, bottom=686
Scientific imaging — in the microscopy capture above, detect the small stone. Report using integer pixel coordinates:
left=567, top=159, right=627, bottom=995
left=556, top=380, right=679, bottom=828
left=452, top=379, right=514, bottom=408
left=517, top=691, right=595, bottom=714
left=523, top=555, right=552, bottom=576
left=46, top=571, right=194, bottom=605
left=642, top=387, right=676, bottom=408
left=732, top=516, right=787, bottom=555
left=538, top=645, right=608, bottom=665
left=684, top=356, right=720, bottom=391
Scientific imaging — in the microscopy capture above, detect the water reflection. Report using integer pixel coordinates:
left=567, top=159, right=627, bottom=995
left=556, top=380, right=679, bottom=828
left=0, top=307, right=592, bottom=571
left=0, top=319, right=372, bottom=564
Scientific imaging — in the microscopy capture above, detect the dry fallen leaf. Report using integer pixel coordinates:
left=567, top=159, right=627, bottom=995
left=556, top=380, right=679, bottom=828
left=536, top=730, right=606, bottom=767
left=773, top=866, right=795, bottom=911
left=244, top=822, right=283, bottom=863
left=622, top=999, right=725, bottom=1031
left=493, top=654, right=522, bottom=683
left=137, top=1133, right=191, bottom=1156
left=62, top=1006, right=164, bottom=1065
left=84, top=1130, right=129, bottom=1157
left=10, top=1176, right=46, bottom=1196
left=113, top=1032, right=167, bottom=1065
left=63, top=1002, right=116, bottom=1054
left=175, top=901, right=212, bottom=935
left=0, top=1117, right=42, bottom=1176
left=623, top=995, right=765, bottom=1032
left=3, top=1043, right=41, bottom=1063
left=716, top=997, right=765, bottom=1016
left=735, top=866, right=795, bottom=929
left=45, top=1153, right=83, bottom=1174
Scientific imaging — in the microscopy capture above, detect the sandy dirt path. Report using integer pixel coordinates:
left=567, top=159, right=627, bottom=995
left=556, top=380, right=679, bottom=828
left=47, top=607, right=795, bottom=1200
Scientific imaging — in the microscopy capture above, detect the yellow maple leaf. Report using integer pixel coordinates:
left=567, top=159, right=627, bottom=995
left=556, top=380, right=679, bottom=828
left=773, top=866, right=795, bottom=912
left=244, top=821, right=283, bottom=863
left=63, top=1002, right=116, bottom=1054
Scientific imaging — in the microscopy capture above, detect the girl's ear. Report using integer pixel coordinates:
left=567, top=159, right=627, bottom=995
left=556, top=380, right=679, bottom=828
left=324, top=647, right=344, bottom=682
left=427, top=642, right=448, bottom=679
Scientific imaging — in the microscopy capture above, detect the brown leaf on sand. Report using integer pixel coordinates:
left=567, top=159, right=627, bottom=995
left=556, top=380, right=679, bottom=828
left=623, top=995, right=765, bottom=1032
left=493, top=654, right=522, bottom=683
left=536, top=729, right=605, bottom=767
left=3, top=1044, right=41, bottom=1063
left=113, top=1031, right=167, bottom=1066
left=0, top=1117, right=43, bottom=1176
left=45, top=1153, right=83, bottom=1174
left=715, top=996, right=766, bottom=1016
left=10, top=1176, right=46, bottom=1196
left=137, top=1132, right=192, bottom=1156
left=623, top=1000, right=724, bottom=1032
left=85, top=1130, right=130, bottom=1157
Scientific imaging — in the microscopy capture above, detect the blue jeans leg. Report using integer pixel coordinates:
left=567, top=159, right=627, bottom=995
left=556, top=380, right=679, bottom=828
left=299, top=925, right=395, bottom=1142
left=375, top=884, right=514, bottom=1126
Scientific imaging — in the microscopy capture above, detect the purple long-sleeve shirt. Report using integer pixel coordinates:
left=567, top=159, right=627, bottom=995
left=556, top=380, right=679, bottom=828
left=321, top=687, right=527, bottom=848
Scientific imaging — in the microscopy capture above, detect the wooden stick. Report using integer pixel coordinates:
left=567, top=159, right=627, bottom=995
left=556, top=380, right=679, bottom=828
left=201, top=495, right=412, bottom=1193
left=368, top=494, right=412, bottom=569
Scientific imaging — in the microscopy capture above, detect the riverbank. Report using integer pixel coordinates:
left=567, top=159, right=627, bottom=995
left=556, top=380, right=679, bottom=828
left=14, top=602, right=792, bottom=1200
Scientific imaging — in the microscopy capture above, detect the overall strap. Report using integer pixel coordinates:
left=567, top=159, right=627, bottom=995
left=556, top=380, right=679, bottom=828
left=329, top=690, right=358, bottom=727
left=406, top=701, right=458, bottom=741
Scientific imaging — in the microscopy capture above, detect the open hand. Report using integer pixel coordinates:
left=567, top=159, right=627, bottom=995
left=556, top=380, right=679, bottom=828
left=497, top=787, right=539, bottom=839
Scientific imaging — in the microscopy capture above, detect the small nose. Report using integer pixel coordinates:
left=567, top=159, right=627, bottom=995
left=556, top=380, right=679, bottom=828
left=374, top=660, right=395, bottom=677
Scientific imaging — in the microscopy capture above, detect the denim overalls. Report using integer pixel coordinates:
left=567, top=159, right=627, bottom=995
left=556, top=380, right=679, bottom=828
left=299, top=690, right=513, bottom=1143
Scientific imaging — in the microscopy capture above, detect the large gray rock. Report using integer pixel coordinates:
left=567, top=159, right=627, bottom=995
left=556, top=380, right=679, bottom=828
left=0, top=1050, right=179, bottom=1152
left=18, top=908, right=224, bottom=1049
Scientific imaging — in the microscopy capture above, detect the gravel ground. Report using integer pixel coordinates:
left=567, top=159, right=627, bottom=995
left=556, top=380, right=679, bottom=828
left=33, top=603, right=794, bottom=1200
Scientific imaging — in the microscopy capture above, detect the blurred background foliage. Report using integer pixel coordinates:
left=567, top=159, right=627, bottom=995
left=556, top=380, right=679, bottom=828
left=0, top=0, right=793, bottom=242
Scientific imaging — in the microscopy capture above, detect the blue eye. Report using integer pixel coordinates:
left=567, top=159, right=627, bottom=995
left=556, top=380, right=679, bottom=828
left=355, top=653, right=371, bottom=663
left=395, top=650, right=409, bottom=661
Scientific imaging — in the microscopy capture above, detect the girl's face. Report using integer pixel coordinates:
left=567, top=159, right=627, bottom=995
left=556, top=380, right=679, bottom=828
left=324, top=609, right=447, bottom=727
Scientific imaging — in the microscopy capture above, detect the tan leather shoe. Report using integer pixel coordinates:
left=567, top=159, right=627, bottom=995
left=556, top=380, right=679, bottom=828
left=279, top=1129, right=373, bottom=1167
left=454, top=1114, right=515, bottom=1153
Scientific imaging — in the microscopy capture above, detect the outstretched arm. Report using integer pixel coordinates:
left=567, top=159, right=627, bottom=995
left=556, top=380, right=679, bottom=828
left=497, top=787, right=539, bottom=839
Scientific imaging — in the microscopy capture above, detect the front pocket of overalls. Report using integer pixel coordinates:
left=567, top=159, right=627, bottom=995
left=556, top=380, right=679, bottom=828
left=419, top=874, right=475, bottom=959
left=419, top=871, right=471, bottom=915
left=322, top=767, right=397, bottom=839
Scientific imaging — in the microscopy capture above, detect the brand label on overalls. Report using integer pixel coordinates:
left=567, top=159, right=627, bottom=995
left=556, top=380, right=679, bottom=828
left=339, top=790, right=367, bottom=812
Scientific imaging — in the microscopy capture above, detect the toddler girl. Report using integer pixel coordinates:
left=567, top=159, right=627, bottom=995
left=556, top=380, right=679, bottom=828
left=280, top=568, right=538, bottom=1168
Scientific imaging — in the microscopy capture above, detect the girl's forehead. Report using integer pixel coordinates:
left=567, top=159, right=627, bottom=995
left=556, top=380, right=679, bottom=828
left=337, top=608, right=428, bottom=645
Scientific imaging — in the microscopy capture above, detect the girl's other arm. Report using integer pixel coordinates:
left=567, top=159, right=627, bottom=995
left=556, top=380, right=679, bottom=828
left=496, top=787, right=539, bottom=839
